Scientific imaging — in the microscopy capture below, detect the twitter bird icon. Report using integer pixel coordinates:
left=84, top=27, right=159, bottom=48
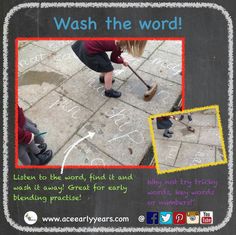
left=159, top=212, right=173, bottom=225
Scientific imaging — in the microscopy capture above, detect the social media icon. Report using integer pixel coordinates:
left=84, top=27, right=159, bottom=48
left=173, top=212, right=186, bottom=224
left=187, top=211, right=200, bottom=224
left=159, top=212, right=173, bottom=225
left=146, top=212, right=159, bottom=224
left=200, top=211, right=213, bottom=224
left=24, top=211, right=38, bottom=225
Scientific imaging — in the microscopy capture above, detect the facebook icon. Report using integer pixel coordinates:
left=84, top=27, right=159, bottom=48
left=146, top=212, right=159, bottom=224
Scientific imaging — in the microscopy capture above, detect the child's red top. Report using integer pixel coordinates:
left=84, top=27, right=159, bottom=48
left=18, top=106, right=32, bottom=144
left=84, top=40, right=124, bottom=64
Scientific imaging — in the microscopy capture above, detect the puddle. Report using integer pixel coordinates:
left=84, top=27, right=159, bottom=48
left=19, top=71, right=65, bottom=87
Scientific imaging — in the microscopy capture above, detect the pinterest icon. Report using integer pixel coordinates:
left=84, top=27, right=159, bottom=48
left=173, top=212, right=186, bottom=225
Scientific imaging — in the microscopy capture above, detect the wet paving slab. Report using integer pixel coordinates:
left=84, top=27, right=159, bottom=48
left=119, top=70, right=181, bottom=114
left=19, top=63, right=68, bottom=106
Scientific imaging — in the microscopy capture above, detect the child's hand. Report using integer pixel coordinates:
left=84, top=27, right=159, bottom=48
left=170, top=115, right=178, bottom=120
left=123, top=61, right=129, bottom=67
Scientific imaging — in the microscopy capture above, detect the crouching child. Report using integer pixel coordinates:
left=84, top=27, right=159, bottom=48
left=156, top=116, right=174, bottom=138
left=18, top=106, right=53, bottom=165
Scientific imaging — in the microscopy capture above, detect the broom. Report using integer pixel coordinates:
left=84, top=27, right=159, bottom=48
left=174, top=118, right=195, bottom=133
left=127, top=64, right=158, bottom=101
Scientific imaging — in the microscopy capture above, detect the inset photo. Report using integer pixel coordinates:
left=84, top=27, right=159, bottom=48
left=149, top=105, right=227, bottom=174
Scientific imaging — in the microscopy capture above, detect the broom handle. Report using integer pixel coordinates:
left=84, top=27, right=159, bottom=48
left=174, top=118, right=190, bottom=128
left=178, top=120, right=189, bottom=127
left=178, top=120, right=195, bottom=132
left=127, top=64, right=151, bottom=89
left=170, top=116, right=194, bottom=132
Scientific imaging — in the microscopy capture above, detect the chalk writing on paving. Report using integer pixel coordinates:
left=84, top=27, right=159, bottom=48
left=113, top=54, right=181, bottom=77
left=48, top=97, right=82, bottom=119
left=165, top=145, right=179, bottom=161
left=19, top=53, right=48, bottom=70
left=105, top=107, right=145, bottom=144
left=192, top=151, right=205, bottom=165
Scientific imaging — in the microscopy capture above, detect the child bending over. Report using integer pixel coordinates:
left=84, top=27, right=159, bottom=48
left=156, top=116, right=174, bottom=138
left=72, top=40, right=147, bottom=98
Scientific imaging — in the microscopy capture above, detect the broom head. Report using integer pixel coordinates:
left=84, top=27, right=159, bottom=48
left=143, top=83, right=158, bottom=101
left=187, top=126, right=195, bottom=133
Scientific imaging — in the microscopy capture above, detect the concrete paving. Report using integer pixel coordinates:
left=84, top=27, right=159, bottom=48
left=153, top=109, right=225, bottom=171
left=18, top=40, right=182, bottom=166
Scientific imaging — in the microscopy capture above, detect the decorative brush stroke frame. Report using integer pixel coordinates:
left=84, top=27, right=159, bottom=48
left=148, top=105, right=228, bottom=174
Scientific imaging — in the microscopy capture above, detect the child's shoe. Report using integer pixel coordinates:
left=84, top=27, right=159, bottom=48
left=179, top=115, right=184, bottom=121
left=188, top=115, right=192, bottom=121
left=163, top=129, right=172, bottom=138
left=167, top=130, right=174, bottom=134
left=99, top=76, right=115, bottom=84
left=37, top=143, right=47, bottom=154
left=29, top=153, right=40, bottom=165
left=105, top=89, right=121, bottom=98
left=163, top=133, right=172, bottom=138
left=37, top=150, right=53, bottom=165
